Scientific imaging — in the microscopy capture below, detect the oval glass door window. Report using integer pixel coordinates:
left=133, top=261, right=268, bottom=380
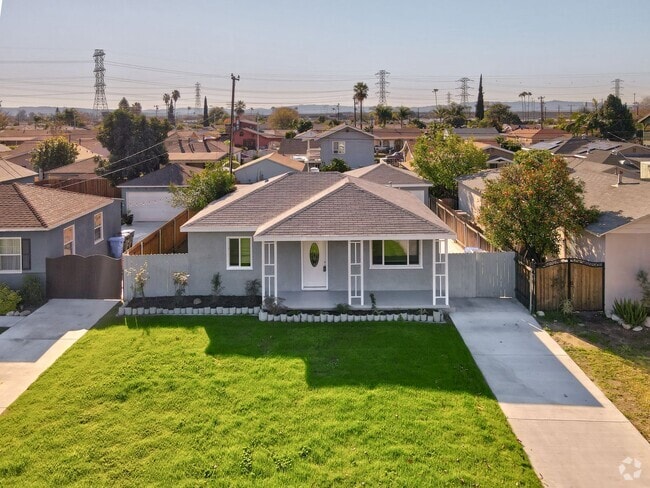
left=309, top=243, right=319, bottom=267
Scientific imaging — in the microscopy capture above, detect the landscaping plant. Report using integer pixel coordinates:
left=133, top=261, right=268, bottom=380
left=211, top=273, right=224, bottom=297
left=19, top=275, right=45, bottom=309
left=612, top=298, right=648, bottom=327
left=0, top=284, right=20, bottom=315
left=637, top=270, right=650, bottom=312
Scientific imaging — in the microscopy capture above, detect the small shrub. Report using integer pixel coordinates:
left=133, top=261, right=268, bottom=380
left=172, top=272, right=189, bottom=296
left=0, top=284, right=20, bottom=315
left=320, top=158, right=351, bottom=172
left=560, top=298, right=574, bottom=317
left=211, top=273, right=224, bottom=297
left=263, top=297, right=286, bottom=315
left=19, top=275, right=44, bottom=308
left=612, top=298, right=647, bottom=327
left=245, top=279, right=261, bottom=297
left=369, top=292, right=378, bottom=313
left=125, top=262, right=149, bottom=298
left=335, top=303, right=351, bottom=313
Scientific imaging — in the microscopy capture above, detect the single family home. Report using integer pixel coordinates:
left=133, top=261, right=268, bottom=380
left=181, top=172, right=455, bottom=309
left=346, top=162, right=433, bottom=206
left=234, top=152, right=306, bottom=184
left=0, top=183, right=121, bottom=289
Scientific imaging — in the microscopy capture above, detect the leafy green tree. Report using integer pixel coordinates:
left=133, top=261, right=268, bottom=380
left=353, top=82, right=369, bottom=128
left=30, top=136, right=79, bottom=171
left=208, top=106, right=226, bottom=125
left=320, top=158, right=351, bottom=172
left=296, top=119, right=313, bottom=133
left=118, top=97, right=130, bottom=111
left=495, top=136, right=522, bottom=152
left=131, top=102, right=142, bottom=116
left=374, top=105, right=393, bottom=127
left=484, top=103, right=521, bottom=128
left=597, top=94, right=635, bottom=140
left=476, top=74, right=485, bottom=120
left=268, top=107, right=299, bottom=130
left=203, top=96, right=209, bottom=127
left=478, top=150, right=598, bottom=262
left=0, top=112, right=11, bottom=130
left=97, top=103, right=171, bottom=184
left=434, top=103, right=467, bottom=128
left=412, top=125, right=488, bottom=197
left=170, top=163, right=236, bottom=211
left=396, top=106, right=411, bottom=128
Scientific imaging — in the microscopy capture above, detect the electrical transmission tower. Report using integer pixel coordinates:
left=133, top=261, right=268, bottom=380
left=194, top=82, right=201, bottom=112
left=375, top=69, right=390, bottom=105
left=92, top=49, right=108, bottom=118
left=456, top=77, right=473, bottom=109
left=446, top=92, right=452, bottom=105
left=612, top=78, right=623, bottom=98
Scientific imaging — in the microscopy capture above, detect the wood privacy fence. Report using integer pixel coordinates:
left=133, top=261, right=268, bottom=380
left=432, top=199, right=498, bottom=252
left=36, top=178, right=122, bottom=199
left=515, top=256, right=604, bottom=312
left=126, top=209, right=194, bottom=256
left=46, top=255, right=122, bottom=299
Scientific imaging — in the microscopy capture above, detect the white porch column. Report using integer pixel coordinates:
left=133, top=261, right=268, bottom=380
left=433, top=239, right=449, bottom=306
left=348, top=240, right=363, bottom=306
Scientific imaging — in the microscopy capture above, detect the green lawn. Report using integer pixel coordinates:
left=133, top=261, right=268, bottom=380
left=0, top=317, right=539, bottom=487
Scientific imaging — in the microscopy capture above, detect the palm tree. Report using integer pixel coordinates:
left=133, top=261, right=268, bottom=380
left=518, top=92, right=527, bottom=121
left=171, top=90, right=181, bottom=119
left=162, top=93, right=171, bottom=110
left=434, top=103, right=467, bottom=127
left=235, top=100, right=246, bottom=117
left=375, top=105, right=394, bottom=127
left=396, top=106, right=411, bottom=128
left=353, top=82, right=369, bottom=129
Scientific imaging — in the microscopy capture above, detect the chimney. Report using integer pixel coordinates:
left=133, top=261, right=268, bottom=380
left=614, top=168, right=622, bottom=187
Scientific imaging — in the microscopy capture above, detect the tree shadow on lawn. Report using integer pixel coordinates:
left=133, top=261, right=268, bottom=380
left=121, top=316, right=496, bottom=396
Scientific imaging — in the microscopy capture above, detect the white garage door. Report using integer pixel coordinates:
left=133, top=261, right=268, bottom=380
left=126, top=190, right=178, bottom=222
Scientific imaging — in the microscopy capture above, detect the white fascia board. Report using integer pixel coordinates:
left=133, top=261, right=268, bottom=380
left=181, top=225, right=258, bottom=233
left=254, top=232, right=457, bottom=242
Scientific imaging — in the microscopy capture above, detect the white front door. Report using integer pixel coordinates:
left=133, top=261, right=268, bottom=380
left=301, top=241, right=328, bottom=290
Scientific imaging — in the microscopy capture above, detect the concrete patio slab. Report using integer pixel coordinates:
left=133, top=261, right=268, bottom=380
left=451, top=297, right=650, bottom=487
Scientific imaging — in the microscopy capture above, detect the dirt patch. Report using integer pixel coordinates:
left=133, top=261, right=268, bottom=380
left=552, top=331, right=599, bottom=351
left=127, top=295, right=260, bottom=309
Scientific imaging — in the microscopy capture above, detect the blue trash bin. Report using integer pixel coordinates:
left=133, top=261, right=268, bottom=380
left=108, top=236, right=125, bottom=258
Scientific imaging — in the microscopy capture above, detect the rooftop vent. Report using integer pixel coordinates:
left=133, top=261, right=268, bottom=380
left=641, top=161, right=650, bottom=181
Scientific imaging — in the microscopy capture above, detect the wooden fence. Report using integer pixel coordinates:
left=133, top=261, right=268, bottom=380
left=36, top=178, right=122, bottom=198
left=432, top=199, right=498, bottom=252
left=515, top=256, right=604, bottom=312
left=125, top=209, right=194, bottom=256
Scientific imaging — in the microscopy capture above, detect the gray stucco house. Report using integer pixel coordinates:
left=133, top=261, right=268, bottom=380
left=346, top=162, right=433, bottom=206
left=0, top=183, right=121, bottom=289
left=314, top=125, right=375, bottom=169
left=181, top=172, right=455, bottom=309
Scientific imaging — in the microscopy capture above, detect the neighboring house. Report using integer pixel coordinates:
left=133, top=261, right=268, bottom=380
left=0, top=158, right=37, bottom=184
left=456, top=159, right=650, bottom=311
left=505, top=127, right=569, bottom=146
left=234, top=152, right=306, bottom=184
left=313, top=124, right=375, bottom=168
left=346, top=162, right=433, bottom=206
left=638, top=112, right=650, bottom=146
left=233, top=127, right=283, bottom=150
left=165, top=131, right=240, bottom=167
left=0, top=183, right=120, bottom=288
left=45, top=156, right=99, bottom=180
left=373, top=127, right=424, bottom=152
left=452, top=127, right=500, bottom=144
left=181, top=172, right=455, bottom=309
left=118, top=163, right=202, bottom=222
left=3, top=140, right=97, bottom=173
left=278, top=138, right=309, bottom=158
left=473, top=142, right=516, bottom=168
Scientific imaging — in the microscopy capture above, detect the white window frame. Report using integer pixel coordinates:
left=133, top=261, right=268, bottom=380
left=332, top=141, right=346, bottom=154
left=369, top=240, right=423, bottom=269
left=63, top=224, right=75, bottom=256
left=226, top=236, right=253, bottom=270
left=0, top=237, right=22, bottom=274
left=93, top=212, right=104, bottom=244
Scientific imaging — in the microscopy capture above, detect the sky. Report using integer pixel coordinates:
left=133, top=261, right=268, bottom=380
left=0, top=0, right=649, bottom=110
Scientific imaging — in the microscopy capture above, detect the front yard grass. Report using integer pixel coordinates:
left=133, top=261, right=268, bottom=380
left=0, top=316, right=539, bottom=486
left=543, top=311, right=650, bottom=441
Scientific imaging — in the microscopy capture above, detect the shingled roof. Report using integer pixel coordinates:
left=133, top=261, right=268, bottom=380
left=0, top=158, right=37, bottom=183
left=0, top=183, right=115, bottom=230
left=118, top=163, right=203, bottom=188
left=234, top=152, right=305, bottom=174
left=346, top=162, right=431, bottom=187
left=183, top=172, right=453, bottom=240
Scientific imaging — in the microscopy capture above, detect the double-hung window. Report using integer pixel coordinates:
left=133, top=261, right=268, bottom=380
left=0, top=238, right=22, bottom=273
left=227, top=237, right=252, bottom=269
left=93, top=212, right=104, bottom=244
left=332, top=141, right=345, bottom=154
left=63, top=225, right=75, bottom=256
left=371, top=240, right=421, bottom=268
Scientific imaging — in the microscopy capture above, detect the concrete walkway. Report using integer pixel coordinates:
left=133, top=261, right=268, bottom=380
left=451, top=298, right=650, bottom=487
left=0, top=299, right=118, bottom=415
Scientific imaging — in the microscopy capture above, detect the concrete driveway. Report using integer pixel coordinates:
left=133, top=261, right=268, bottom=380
left=451, top=298, right=650, bottom=487
left=0, top=299, right=118, bottom=414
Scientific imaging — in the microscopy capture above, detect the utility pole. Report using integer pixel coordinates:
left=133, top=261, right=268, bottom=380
left=194, top=82, right=201, bottom=114
left=432, top=88, right=439, bottom=117
left=155, top=105, right=159, bottom=118
left=446, top=92, right=452, bottom=106
left=538, top=96, right=545, bottom=128
left=337, top=103, right=340, bottom=122
left=229, top=73, right=240, bottom=174
left=634, top=93, right=639, bottom=116
left=353, top=97, right=357, bottom=127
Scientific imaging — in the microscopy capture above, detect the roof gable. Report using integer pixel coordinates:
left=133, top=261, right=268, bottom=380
left=234, top=152, right=305, bottom=173
left=346, top=162, right=431, bottom=186
left=0, top=158, right=37, bottom=182
left=314, top=124, right=374, bottom=141
left=118, top=163, right=203, bottom=188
